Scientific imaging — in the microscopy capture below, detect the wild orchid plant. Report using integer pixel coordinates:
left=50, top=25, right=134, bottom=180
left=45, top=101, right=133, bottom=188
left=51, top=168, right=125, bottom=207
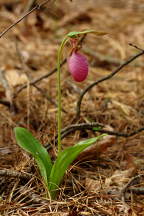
left=14, top=30, right=107, bottom=199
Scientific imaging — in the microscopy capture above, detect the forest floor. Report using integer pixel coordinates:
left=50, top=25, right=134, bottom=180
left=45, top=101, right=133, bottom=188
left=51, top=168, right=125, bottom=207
left=0, top=0, right=144, bottom=215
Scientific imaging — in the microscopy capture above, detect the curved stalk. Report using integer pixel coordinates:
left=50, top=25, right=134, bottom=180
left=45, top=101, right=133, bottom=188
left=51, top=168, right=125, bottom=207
left=57, top=37, right=69, bottom=155
left=56, top=30, right=106, bottom=154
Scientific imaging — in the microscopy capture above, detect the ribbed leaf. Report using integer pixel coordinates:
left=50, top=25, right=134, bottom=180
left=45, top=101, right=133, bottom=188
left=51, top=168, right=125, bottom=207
left=14, top=127, right=52, bottom=180
left=49, top=134, right=106, bottom=199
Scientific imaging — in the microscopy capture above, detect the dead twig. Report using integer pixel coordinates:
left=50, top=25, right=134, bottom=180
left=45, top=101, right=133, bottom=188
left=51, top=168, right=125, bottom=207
left=60, top=122, right=104, bottom=140
left=121, top=174, right=144, bottom=202
left=45, top=122, right=144, bottom=149
left=128, top=187, right=144, bottom=195
left=14, top=59, right=67, bottom=97
left=60, top=123, right=144, bottom=140
left=129, top=43, right=144, bottom=51
left=0, top=0, right=52, bottom=39
left=76, top=49, right=144, bottom=119
left=0, top=169, right=32, bottom=180
left=23, top=0, right=37, bottom=13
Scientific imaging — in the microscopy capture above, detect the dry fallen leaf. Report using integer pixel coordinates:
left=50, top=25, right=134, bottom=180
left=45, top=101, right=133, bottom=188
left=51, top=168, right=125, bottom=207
left=5, top=70, right=28, bottom=87
left=105, top=168, right=136, bottom=189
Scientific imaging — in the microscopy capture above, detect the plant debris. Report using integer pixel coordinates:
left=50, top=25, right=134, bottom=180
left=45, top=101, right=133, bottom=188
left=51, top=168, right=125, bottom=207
left=0, top=0, right=144, bottom=215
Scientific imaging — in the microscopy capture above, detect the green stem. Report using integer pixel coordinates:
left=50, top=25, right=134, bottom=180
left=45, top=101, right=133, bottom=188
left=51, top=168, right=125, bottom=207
left=57, top=37, right=69, bottom=155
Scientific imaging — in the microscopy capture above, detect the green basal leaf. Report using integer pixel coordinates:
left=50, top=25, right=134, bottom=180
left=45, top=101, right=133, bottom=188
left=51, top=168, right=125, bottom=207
left=67, top=30, right=107, bottom=38
left=35, top=155, right=48, bottom=187
left=14, top=127, right=52, bottom=180
left=49, top=134, right=106, bottom=199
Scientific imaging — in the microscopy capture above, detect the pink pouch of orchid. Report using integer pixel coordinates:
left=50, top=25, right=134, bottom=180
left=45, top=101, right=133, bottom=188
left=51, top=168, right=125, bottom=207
left=67, top=52, right=88, bottom=82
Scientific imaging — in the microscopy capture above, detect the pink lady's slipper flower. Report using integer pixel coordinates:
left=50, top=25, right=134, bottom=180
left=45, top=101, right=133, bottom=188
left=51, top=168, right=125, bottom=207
left=67, top=52, right=88, bottom=82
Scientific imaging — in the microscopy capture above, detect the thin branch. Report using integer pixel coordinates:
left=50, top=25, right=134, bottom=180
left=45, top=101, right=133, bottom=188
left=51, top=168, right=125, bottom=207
left=121, top=174, right=144, bottom=202
left=128, top=187, right=144, bottom=195
left=129, top=43, right=144, bottom=51
left=23, top=0, right=37, bottom=13
left=45, top=122, right=103, bottom=149
left=60, top=122, right=104, bottom=140
left=45, top=122, right=144, bottom=149
left=60, top=123, right=144, bottom=140
left=76, top=49, right=144, bottom=119
left=0, top=0, right=52, bottom=39
left=0, top=169, right=32, bottom=180
left=14, top=59, right=66, bottom=97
